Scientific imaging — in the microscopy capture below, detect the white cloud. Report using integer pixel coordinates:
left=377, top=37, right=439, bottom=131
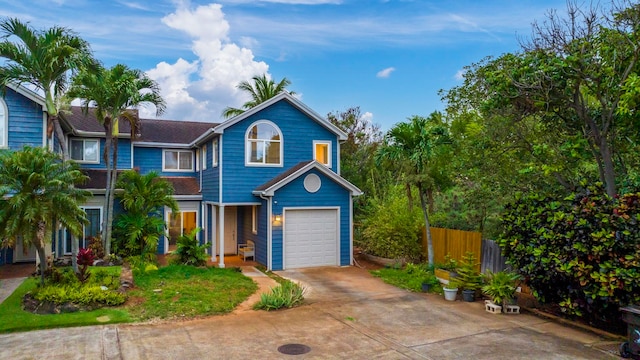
left=145, top=3, right=269, bottom=121
left=376, top=67, right=395, bottom=78
left=360, top=111, right=373, bottom=123
left=454, top=69, right=466, bottom=81
left=222, top=0, right=341, bottom=4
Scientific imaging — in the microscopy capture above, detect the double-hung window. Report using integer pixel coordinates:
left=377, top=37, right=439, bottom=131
left=70, top=139, right=99, bottom=163
left=212, top=138, right=218, bottom=167
left=313, top=141, right=331, bottom=168
left=164, top=150, right=193, bottom=171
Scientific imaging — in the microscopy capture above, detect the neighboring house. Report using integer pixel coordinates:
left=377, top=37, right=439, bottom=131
left=0, top=85, right=362, bottom=270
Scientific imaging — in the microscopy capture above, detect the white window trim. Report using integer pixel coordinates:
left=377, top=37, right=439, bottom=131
left=244, top=120, right=283, bottom=167
left=0, top=98, right=7, bottom=149
left=313, top=140, right=332, bottom=168
left=202, top=144, right=207, bottom=170
left=252, top=205, right=258, bottom=234
left=162, top=149, right=194, bottom=172
left=65, top=206, right=103, bottom=254
left=70, top=138, right=100, bottom=164
left=165, top=207, right=199, bottom=254
left=212, top=138, right=218, bottom=167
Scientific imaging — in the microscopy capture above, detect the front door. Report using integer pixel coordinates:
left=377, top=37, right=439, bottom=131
left=223, top=206, right=237, bottom=255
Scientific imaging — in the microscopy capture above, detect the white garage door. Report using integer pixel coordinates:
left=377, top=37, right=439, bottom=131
left=284, top=209, right=339, bottom=269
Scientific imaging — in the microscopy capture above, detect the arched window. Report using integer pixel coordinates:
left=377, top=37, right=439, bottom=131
left=0, top=98, right=7, bottom=148
left=245, top=120, right=282, bottom=166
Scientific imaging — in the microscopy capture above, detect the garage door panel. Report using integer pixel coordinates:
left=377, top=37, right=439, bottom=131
left=284, top=209, right=338, bottom=269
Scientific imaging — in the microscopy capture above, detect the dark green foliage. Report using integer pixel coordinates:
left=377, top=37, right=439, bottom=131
left=371, top=263, right=442, bottom=294
left=253, top=280, right=306, bottom=311
left=359, top=185, right=423, bottom=261
left=33, top=267, right=125, bottom=307
left=450, top=252, right=482, bottom=291
left=499, top=184, right=640, bottom=325
left=170, top=228, right=208, bottom=266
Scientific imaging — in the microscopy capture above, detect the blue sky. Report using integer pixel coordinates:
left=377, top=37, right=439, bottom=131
left=1, top=0, right=568, bottom=130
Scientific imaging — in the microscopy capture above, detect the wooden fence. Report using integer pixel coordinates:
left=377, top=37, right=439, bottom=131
left=421, top=228, right=507, bottom=272
left=422, top=227, right=482, bottom=269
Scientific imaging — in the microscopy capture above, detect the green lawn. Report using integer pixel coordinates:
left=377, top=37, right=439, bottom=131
left=125, top=265, right=258, bottom=320
left=371, top=267, right=443, bottom=294
left=0, top=265, right=259, bottom=332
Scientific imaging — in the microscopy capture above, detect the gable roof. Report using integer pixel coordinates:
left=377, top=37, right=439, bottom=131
left=253, top=160, right=363, bottom=197
left=4, top=83, right=46, bottom=108
left=210, top=92, right=347, bottom=142
left=63, top=106, right=215, bottom=145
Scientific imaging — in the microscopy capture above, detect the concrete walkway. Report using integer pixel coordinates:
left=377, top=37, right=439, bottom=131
left=0, top=266, right=621, bottom=359
left=0, top=277, right=26, bottom=305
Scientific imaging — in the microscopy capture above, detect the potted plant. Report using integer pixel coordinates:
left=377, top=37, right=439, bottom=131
left=443, top=284, right=458, bottom=301
left=451, top=252, right=482, bottom=302
left=434, top=254, right=458, bottom=283
left=421, top=272, right=438, bottom=293
left=481, top=270, right=520, bottom=309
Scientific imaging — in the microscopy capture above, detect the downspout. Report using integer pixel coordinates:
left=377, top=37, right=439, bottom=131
left=259, top=193, right=272, bottom=271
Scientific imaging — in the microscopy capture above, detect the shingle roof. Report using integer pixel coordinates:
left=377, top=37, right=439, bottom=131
left=63, top=106, right=217, bottom=144
left=78, top=169, right=123, bottom=189
left=163, top=177, right=201, bottom=196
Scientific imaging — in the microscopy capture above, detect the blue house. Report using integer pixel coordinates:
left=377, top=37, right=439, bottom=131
left=1, top=85, right=362, bottom=270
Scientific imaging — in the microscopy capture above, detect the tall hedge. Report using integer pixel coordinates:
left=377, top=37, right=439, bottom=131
left=499, top=185, right=640, bottom=327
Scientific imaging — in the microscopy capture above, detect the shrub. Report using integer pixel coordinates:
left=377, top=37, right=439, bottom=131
left=76, top=248, right=96, bottom=284
left=499, top=184, right=640, bottom=327
left=170, top=228, right=208, bottom=266
left=359, top=185, right=423, bottom=261
left=481, top=270, right=520, bottom=306
left=33, top=284, right=126, bottom=306
left=450, top=252, right=482, bottom=291
left=253, top=280, right=306, bottom=311
left=87, top=236, right=105, bottom=259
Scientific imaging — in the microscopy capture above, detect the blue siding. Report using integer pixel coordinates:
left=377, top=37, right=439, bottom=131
left=4, top=88, right=44, bottom=149
left=269, top=169, right=351, bottom=270
left=134, top=146, right=196, bottom=177
left=201, top=138, right=220, bottom=202
left=77, top=138, right=132, bottom=170
left=220, top=100, right=339, bottom=203
left=0, top=248, right=13, bottom=265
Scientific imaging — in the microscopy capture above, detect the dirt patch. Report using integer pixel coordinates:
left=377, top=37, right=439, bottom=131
left=353, top=251, right=384, bottom=270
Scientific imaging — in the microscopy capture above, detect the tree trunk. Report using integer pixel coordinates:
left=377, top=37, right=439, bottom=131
left=418, top=184, right=434, bottom=266
left=35, top=221, right=48, bottom=285
left=51, top=115, right=69, bottom=160
left=101, top=120, right=113, bottom=253
left=600, top=137, right=617, bottom=197
left=104, top=137, right=119, bottom=257
left=406, top=183, right=413, bottom=211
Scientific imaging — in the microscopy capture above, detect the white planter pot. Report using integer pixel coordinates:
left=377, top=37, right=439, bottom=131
left=443, top=287, right=458, bottom=301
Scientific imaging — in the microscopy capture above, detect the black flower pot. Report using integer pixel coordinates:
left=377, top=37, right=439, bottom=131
left=462, top=289, right=475, bottom=302
left=421, top=283, right=431, bottom=293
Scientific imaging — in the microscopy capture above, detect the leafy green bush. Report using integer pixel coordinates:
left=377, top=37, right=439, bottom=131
left=359, top=185, right=423, bottom=261
left=253, top=280, right=306, bottom=311
left=450, top=252, right=482, bottom=291
left=33, top=285, right=126, bottom=306
left=371, top=263, right=442, bottom=293
left=481, top=270, right=520, bottom=306
left=170, top=228, right=208, bottom=266
left=499, top=184, right=640, bottom=327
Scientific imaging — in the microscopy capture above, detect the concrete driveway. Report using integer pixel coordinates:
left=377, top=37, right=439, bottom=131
left=0, top=266, right=619, bottom=359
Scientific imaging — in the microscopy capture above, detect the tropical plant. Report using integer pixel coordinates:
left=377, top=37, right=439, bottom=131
left=222, top=74, right=293, bottom=118
left=170, top=228, right=208, bottom=266
left=113, top=170, right=178, bottom=259
left=376, top=112, right=453, bottom=265
left=0, top=146, right=90, bottom=284
left=481, top=270, right=520, bottom=306
left=67, top=64, right=166, bottom=257
left=76, top=248, right=95, bottom=284
left=0, top=18, right=96, bottom=158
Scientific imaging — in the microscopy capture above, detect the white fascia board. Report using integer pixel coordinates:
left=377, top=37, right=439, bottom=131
left=257, top=161, right=363, bottom=197
left=213, top=92, right=347, bottom=140
left=6, top=83, right=46, bottom=107
left=173, top=195, right=203, bottom=201
left=72, top=130, right=132, bottom=139
left=189, top=128, right=216, bottom=147
left=133, top=142, right=192, bottom=149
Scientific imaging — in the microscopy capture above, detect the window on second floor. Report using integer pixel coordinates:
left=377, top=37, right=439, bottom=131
left=163, top=150, right=193, bottom=171
left=246, top=121, right=282, bottom=166
left=0, top=98, right=7, bottom=148
left=202, top=145, right=207, bottom=170
left=70, top=139, right=99, bottom=163
left=314, top=141, right=331, bottom=168
left=212, top=138, right=218, bottom=167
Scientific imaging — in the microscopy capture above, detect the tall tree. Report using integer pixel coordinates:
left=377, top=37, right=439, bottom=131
left=0, top=146, right=89, bottom=284
left=67, top=64, right=165, bottom=257
left=0, top=18, right=96, bottom=158
left=376, top=113, right=453, bottom=265
left=222, top=74, right=293, bottom=118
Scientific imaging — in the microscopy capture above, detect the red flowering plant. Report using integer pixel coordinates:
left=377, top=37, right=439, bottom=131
left=76, top=248, right=96, bottom=284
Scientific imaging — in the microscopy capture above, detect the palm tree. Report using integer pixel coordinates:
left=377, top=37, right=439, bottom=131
left=222, top=74, right=293, bottom=118
left=0, top=146, right=90, bottom=284
left=0, top=18, right=96, bottom=159
left=376, top=112, right=453, bottom=265
left=67, top=64, right=166, bottom=257
left=113, top=170, right=178, bottom=259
